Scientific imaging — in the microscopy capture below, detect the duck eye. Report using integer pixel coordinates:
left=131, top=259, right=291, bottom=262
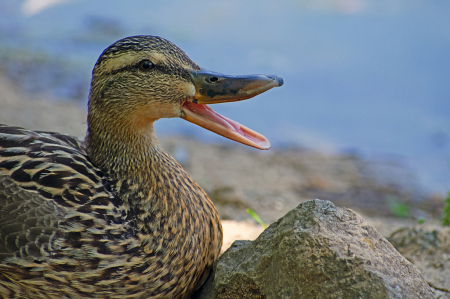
left=139, top=60, right=153, bottom=71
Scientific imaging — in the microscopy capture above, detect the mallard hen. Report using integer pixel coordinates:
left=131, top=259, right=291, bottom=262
left=0, top=35, right=283, bottom=298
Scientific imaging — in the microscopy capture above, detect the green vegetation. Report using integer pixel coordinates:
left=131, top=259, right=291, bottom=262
left=387, top=196, right=410, bottom=218
left=246, top=208, right=267, bottom=229
left=442, top=191, right=450, bottom=226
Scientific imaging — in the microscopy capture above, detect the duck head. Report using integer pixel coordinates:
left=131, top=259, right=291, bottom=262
left=88, top=35, right=283, bottom=151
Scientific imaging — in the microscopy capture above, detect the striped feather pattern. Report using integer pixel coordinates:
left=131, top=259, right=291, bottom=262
left=0, top=125, right=222, bottom=298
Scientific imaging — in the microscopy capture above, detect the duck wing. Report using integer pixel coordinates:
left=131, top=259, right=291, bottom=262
left=0, top=125, right=121, bottom=264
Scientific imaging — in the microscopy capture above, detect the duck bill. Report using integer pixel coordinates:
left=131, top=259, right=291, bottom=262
left=181, top=69, right=283, bottom=150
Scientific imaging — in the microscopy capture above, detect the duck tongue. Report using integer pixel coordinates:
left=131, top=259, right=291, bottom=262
left=181, top=101, right=270, bottom=150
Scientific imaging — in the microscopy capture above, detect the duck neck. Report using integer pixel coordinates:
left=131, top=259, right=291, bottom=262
left=86, top=118, right=186, bottom=210
left=87, top=118, right=161, bottom=177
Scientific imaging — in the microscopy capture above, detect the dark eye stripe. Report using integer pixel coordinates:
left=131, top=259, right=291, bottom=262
left=107, top=61, right=154, bottom=76
left=106, top=61, right=189, bottom=81
left=108, top=64, right=136, bottom=76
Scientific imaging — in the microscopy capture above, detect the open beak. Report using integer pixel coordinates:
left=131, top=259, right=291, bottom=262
left=181, top=68, right=283, bottom=150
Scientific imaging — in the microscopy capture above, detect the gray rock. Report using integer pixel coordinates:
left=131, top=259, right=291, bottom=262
left=193, top=199, right=434, bottom=299
left=389, top=226, right=450, bottom=298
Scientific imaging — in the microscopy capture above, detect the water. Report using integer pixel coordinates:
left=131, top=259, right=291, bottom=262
left=0, top=0, right=449, bottom=194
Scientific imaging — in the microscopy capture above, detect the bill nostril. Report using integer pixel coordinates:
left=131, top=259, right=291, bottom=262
left=207, top=77, right=219, bottom=83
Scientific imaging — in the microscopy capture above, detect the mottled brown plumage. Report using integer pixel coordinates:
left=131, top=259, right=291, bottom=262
left=0, top=36, right=282, bottom=298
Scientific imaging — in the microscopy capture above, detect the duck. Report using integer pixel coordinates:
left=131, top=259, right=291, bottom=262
left=0, top=35, right=283, bottom=298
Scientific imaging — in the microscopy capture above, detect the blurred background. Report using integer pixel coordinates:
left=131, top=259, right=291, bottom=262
left=0, top=0, right=449, bottom=196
